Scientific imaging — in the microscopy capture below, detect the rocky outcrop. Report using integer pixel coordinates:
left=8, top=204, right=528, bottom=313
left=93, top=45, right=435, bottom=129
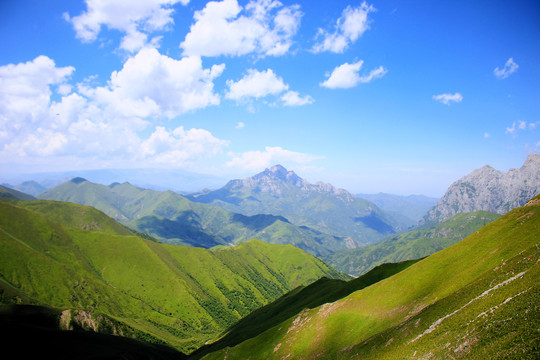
left=420, top=154, right=540, bottom=226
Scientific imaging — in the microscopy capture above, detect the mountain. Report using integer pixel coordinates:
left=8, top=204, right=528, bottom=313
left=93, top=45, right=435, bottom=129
left=323, top=210, right=500, bottom=277
left=420, top=154, right=540, bottom=226
left=0, top=199, right=348, bottom=354
left=191, top=258, right=420, bottom=360
left=200, top=195, right=540, bottom=359
left=39, top=178, right=347, bottom=256
left=12, top=180, right=47, bottom=196
left=0, top=184, right=36, bottom=201
left=188, top=165, right=399, bottom=246
left=356, top=192, right=438, bottom=228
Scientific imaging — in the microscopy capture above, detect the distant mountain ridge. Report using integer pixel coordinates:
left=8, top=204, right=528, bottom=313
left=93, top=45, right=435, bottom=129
left=188, top=165, right=401, bottom=246
left=39, top=178, right=348, bottom=256
left=420, top=154, right=540, bottom=226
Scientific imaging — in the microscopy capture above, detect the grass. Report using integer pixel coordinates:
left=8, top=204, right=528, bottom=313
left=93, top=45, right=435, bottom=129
left=0, top=199, right=347, bottom=354
left=201, top=196, right=540, bottom=359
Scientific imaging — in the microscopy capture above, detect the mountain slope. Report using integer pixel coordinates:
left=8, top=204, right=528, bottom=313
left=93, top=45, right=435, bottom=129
left=192, top=259, right=420, bottom=360
left=356, top=193, right=438, bottom=228
left=420, top=153, right=540, bottom=226
left=0, top=199, right=348, bottom=353
left=0, top=184, right=36, bottom=201
left=201, top=195, right=540, bottom=359
left=39, top=178, right=346, bottom=256
left=188, top=165, right=399, bottom=246
left=324, top=211, right=501, bottom=276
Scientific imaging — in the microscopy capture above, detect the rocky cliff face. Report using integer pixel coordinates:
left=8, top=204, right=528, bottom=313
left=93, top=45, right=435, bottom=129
left=420, top=154, right=540, bottom=226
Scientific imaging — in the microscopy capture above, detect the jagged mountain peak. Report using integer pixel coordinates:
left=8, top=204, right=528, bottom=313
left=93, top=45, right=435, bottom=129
left=420, top=154, right=540, bottom=226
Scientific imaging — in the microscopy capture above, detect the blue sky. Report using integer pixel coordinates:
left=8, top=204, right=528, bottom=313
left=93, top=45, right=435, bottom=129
left=1, top=0, right=539, bottom=196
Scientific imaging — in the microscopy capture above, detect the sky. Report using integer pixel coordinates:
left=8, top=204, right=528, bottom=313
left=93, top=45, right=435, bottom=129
left=1, top=0, right=539, bottom=197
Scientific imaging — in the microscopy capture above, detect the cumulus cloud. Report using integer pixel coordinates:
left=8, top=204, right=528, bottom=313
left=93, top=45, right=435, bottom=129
left=494, top=58, right=518, bottom=79
left=180, top=0, right=302, bottom=57
left=280, top=91, right=314, bottom=106
left=432, top=92, right=463, bottom=105
left=320, top=60, right=387, bottom=89
left=506, top=120, right=538, bottom=135
left=0, top=56, right=74, bottom=142
left=226, top=68, right=287, bottom=100
left=0, top=50, right=228, bottom=166
left=226, top=146, right=323, bottom=171
left=64, top=0, right=189, bottom=52
left=226, top=68, right=313, bottom=107
left=313, top=2, right=375, bottom=53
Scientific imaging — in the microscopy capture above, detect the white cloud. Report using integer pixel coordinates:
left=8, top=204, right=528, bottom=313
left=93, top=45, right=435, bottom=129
left=180, top=0, right=302, bottom=57
left=280, top=91, right=314, bottom=106
left=320, top=60, right=387, bottom=89
left=226, top=146, right=323, bottom=171
left=65, top=0, right=188, bottom=52
left=432, top=92, right=463, bottom=105
left=484, top=132, right=490, bottom=138
left=226, top=68, right=287, bottom=100
left=0, top=50, right=228, bottom=167
left=506, top=120, right=538, bottom=135
left=312, top=2, right=375, bottom=53
left=494, top=58, right=518, bottom=79
left=0, top=56, right=74, bottom=142
left=140, top=126, right=229, bottom=164
left=92, top=47, right=225, bottom=119
left=236, top=121, right=245, bottom=129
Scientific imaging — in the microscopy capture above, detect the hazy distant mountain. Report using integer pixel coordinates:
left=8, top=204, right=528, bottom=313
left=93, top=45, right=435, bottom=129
left=419, top=154, right=540, bottom=226
left=323, top=211, right=500, bottom=277
left=0, top=185, right=36, bottom=201
left=356, top=193, right=438, bottom=228
left=1, top=168, right=226, bottom=194
left=11, top=180, right=47, bottom=196
left=39, top=178, right=349, bottom=256
left=188, top=165, right=399, bottom=246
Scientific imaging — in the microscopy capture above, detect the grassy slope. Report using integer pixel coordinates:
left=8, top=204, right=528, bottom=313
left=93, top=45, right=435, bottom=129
left=324, top=211, right=501, bottom=276
left=202, top=196, right=540, bottom=359
left=192, top=259, right=420, bottom=359
left=0, top=199, right=347, bottom=354
left=0, top=185, right=36, bottom=201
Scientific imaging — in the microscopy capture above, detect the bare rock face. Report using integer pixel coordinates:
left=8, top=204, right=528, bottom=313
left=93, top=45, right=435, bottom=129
left=420, top=154, right=540, bottom=226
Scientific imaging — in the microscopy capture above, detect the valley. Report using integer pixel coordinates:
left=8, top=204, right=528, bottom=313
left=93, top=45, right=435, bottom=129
left=1, top=157, right=538, bottom=359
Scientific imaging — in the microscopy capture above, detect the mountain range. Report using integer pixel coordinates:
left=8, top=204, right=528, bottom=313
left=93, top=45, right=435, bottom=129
left=38, top=178, right=351, bottom=256
left=0, top=198, right=347, bottom=354
left=323, top=210, right=501, bottom=276
left=200, top=195, right=540, bottom=359
left=188, top=165, right=403, bottom=246
left=420, top=153, right=540, bottom=226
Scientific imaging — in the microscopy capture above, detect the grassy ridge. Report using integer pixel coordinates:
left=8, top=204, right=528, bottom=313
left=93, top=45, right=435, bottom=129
left=192, top=258, right=420, bottom=359
left=324, top=210, right=501, bottom=276
left=0, top=199, right=347, bottom=353
left=202, top=196, right=540, bottom=359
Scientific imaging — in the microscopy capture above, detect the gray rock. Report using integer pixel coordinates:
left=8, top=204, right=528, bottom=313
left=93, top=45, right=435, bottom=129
left=419, top=154, right=540, bottom=226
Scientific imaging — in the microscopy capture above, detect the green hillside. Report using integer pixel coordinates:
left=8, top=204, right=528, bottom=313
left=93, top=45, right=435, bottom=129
left=0, top=184, right=36, bottom=201
left=192, top=258, right=420, bottom=359
left=0, top=199, right=347, bottom=354
left=324, top=211, right=500, bottom=276
left=39, top=178, right=348, bottom=256
left=201, top=196, right=540, bottom=359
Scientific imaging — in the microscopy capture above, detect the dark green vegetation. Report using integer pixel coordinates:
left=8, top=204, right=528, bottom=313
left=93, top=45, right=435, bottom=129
left=202, top=196, right=540, bottom=359
left=0, top=304, right=185, bottom=359
left=192, top=259, right=420, bottom=359
left=187, top=165, right=401, bottom=246
left=324, top=211, right=501, bottom=276
left=0, top=199, right=348, bottom=353
left=39, top=178, right=350, bottom=256
left=0, top=184, right=37, bottom=201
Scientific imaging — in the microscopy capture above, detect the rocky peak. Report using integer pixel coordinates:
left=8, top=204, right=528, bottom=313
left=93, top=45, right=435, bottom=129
left=419, top=154, right=540, bottom=226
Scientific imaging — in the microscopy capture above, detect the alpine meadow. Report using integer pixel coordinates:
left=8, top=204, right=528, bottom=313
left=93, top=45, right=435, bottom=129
left=1, top=1, right=539, bottom=359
